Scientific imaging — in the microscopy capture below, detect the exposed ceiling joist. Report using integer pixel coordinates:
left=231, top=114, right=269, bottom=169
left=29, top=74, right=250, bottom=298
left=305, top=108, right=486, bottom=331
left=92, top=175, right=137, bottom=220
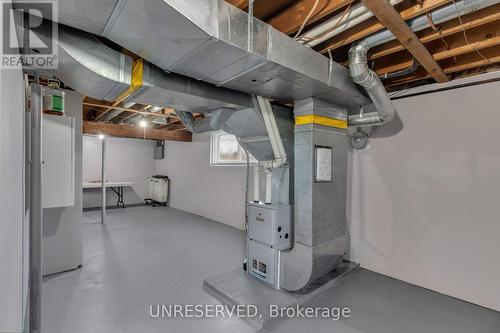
left=386, top=45, right=500, bottom=87
left=368, top=3, right=500, bottom=62
left=83, top=121, right=192, bottom=141
left=225, top=0, right=247, bottom=9
left=83, top=102, right=178, bottom=119
left=361, top=0, right=449, bottom=82
left=268, top=0, right=355, bottom=35
left=318, top=0, right=451, bottom=53
left=374, top=19, right=500, bottom=77
left=93, top=100, right=122, bottom=121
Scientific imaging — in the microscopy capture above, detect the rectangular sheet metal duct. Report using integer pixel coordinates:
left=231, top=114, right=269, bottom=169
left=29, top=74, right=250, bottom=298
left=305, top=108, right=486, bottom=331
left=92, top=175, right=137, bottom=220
left=27, top=0, right=370, bottom=109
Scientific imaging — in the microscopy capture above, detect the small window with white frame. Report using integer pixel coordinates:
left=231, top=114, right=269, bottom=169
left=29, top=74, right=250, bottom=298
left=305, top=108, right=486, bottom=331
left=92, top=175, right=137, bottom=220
left=210, top=131, right=257, bottom=166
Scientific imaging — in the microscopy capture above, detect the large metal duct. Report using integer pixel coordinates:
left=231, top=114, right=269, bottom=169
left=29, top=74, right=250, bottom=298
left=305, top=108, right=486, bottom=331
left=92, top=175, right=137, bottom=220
left=177, top=108, right=233, bottom=133
left=348, top=0, right=500, bottom=126
left=24, top=19, right=253, bottom=112
left=280, top=97, right=348, bottom=291
left=16, top=0, right=370, bottom=110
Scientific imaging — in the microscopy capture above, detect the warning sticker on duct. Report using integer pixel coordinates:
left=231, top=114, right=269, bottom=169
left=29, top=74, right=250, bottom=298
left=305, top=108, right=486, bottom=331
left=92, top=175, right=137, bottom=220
left=315, top=146, right=332, bottom=182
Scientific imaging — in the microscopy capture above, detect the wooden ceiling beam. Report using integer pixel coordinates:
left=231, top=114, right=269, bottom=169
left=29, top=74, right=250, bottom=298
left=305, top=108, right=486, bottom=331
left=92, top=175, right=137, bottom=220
left=268, top=0, right=355, bottom=35
left=225, top=0, right=247, bottom=9
left=361, top=0, right=448, bottom=82
left=250, top=0, right=298, bottom=21
left=83, top=121, right=192, bottom=142
left=385, top=45, right=500, bottom=87
left=83, top=102, right=178, bottom=119
left=367, top=4, right=500, bottom=62
left=373, top=20, right=500, bottom=76
left=318, top=0, right=451, bottom=53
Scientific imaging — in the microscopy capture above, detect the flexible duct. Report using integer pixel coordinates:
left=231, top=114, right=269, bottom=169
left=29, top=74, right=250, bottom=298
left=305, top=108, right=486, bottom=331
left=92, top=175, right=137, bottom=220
left=348, top=0, right=500, bottom=126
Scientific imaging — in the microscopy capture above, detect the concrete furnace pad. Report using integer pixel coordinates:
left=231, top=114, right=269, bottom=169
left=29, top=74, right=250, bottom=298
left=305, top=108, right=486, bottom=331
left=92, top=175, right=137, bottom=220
left=203, top=261, right=359, bottom=330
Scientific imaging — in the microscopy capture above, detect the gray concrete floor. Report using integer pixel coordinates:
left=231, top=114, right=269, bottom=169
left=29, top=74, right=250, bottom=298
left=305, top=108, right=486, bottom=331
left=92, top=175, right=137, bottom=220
left=43, top=206, right=500, bottom=333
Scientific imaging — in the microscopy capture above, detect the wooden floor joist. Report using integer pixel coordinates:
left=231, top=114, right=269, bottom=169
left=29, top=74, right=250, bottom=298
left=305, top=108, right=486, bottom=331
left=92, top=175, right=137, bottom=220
left=373, top=20, right=500, bottom=77
left=83, top=102, right=178, bottom=119
left=361, top=0, right=448, bottom=83
left=225, top=0, right=247, bottom=9
left=385, top=45, right=500, bottom=87
left=317, top=0, right=452, bottom=54
left=368, top=4, right=500, bottom=62
left=83, top=121, right=192, bottom=141
left=268, top=0, right=355, bottom=35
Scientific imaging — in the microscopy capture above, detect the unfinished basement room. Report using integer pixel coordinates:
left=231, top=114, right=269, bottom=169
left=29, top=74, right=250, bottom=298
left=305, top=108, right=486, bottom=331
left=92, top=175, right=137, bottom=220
left=2, top=0, right=500, bottom=332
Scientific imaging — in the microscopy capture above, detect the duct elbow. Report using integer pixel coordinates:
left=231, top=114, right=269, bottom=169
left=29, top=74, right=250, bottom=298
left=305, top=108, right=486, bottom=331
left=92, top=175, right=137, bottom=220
left=178, top=109, right=234, bottom=134
left=348, top=42, right=397, bottom=127
left=280, top=236, right=346, bottom=291
left=177, top=111, right=195, bottom=132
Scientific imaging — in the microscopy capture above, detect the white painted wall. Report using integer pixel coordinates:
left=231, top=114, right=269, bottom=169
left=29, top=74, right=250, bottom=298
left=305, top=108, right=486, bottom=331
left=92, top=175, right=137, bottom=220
left=0, top=10, right=24, bottom=330
left=347, top=80, right=500, bottom=312
left=82, top=136, right=155, bottom=208
left=80, top=81, right=500, bottom=312
left=155, top=133, right=247, bottom=230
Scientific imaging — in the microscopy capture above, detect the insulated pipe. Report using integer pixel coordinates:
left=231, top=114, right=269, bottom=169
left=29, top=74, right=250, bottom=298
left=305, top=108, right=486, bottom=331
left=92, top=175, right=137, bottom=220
left=264, top=169, right=272, bottom=204
left=253, top=165, right=260, bottom=202
left=177, top=108, right=234, bottom=133
left=303, top=0, right=403, bottom=47
left=348, top=0, right=499, bottom=126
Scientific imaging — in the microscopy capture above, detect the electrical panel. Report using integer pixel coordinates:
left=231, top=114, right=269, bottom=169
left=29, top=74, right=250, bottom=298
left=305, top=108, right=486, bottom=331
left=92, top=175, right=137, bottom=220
left=154, top=140, right=165, bottom=159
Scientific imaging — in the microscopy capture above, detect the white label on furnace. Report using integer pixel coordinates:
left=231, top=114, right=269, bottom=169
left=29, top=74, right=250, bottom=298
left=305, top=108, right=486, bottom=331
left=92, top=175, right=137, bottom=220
left=315, top=146, right=332, bottom=182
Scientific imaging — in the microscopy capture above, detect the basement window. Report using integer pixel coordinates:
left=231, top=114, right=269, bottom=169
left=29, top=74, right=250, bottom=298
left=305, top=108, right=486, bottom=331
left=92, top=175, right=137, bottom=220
left=210, top=131, right=256, bottom=166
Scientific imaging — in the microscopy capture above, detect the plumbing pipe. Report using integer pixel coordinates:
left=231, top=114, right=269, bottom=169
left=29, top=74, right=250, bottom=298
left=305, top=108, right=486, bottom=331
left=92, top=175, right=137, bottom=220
left=253, top=165, right=260, bottom=202
left=380, top=58, right=419, bottom=80
left=265, top=169, right=272, bottom=204
left=256, top=96, right=286, bottom=168
left=348, top=0, right=499, bottom=127
left=302, top=0, right=404, bottom=47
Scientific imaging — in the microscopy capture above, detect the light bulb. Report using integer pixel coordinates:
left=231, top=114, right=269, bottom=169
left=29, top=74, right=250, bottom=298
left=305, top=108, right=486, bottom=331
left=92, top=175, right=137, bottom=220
left=139, top=119, right=147, bottom=128
left=98, top=134, right=105, bottom=140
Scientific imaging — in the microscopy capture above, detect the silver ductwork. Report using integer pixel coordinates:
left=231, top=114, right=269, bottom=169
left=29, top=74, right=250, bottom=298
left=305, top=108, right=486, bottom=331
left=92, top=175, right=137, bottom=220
left=51, top=24, right=132, bottom=102
left=348, top=43, right=396, bottom=126
left=177, top=108, right=233, bottom=133
left=17, top=0, right=370, bottom=110
left=348, top=0, right=500, bottom=126
left=280, top=98, right=348, bottom=291
left=21, top=19, right=254, bottom=113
